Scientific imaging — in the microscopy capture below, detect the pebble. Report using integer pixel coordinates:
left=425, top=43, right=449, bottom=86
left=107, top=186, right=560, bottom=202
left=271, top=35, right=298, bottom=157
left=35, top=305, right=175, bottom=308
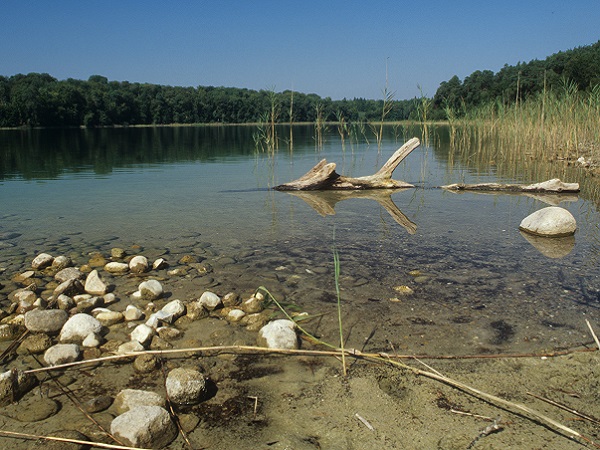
left=114, top=388, right=166, bottom=414
left=133, top=354, right=159, bottom=373
left=0, top=369, right=37, bottom=404
left=117, top=340, right=145, bottom=354
left=197, top=291, right=222, bottom=311
left=84, top=269, right=108, bottom=295
left=257, top=319, right=299, bottom=349
left=165, top=367, right=207, bottom=405
left=83, top=395, right=113, bottom=413
left=32, top=253, right=54, bottom=270
left=131, top=323, right=155, bottom=347
left=104, top=262, right=130, bottom=274
left=51, top=255, right=72, bottom=271
left=138, top=279, right=163, bottom=301
left=129, top=255, right=149, bottom=273
left=111, top=406, right=178, bottom=449
left=54, top=278, right=84, bottom=297
left=123, top=304, right=144, bottom=321
left=17, top=332, right=53, bottom=354
left=24, top=308, right=68, bottom=334
left=55, top=267, right=84, bottom=282
left=59, top=313, right=103, bottom=343
left=44, top=343, right=81, bottom=366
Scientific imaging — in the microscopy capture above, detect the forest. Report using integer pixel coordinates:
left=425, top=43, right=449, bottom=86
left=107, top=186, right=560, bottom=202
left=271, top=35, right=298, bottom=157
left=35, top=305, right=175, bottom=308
left=0, top=41, right=598, bottom=128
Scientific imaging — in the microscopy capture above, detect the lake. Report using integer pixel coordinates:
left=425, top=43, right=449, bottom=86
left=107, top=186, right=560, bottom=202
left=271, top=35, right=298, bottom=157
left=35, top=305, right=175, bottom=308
left=1, top=125, right=599, bottom=356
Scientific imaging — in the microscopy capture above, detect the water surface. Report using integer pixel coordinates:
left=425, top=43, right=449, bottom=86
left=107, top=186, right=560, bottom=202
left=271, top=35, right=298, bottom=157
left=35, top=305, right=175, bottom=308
left=1, top=125, right=599, bottom=355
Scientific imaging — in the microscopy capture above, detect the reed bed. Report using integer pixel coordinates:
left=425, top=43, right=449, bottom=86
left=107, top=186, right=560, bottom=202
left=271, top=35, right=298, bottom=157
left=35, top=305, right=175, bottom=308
left=449, top=80, right=600, bottom=169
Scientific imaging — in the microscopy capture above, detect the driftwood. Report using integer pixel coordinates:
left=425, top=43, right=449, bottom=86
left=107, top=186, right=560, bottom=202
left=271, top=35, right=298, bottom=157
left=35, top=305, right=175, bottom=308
left=274, top=137, right=420, bottom=190
left=441, top=178, right=580, bottom=193
left=284, top=190, right=417, bottom=234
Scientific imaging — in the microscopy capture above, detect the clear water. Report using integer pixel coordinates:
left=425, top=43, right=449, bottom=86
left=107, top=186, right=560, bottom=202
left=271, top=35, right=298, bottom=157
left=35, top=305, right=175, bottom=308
left=1, top=125, right=599, bottom=355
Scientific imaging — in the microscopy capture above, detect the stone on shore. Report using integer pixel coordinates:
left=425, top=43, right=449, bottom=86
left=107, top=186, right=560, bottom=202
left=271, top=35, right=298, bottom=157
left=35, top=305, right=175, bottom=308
left=0, top=369, right=37, bottom=405
left=59, top=313, right=103, bottom=343
left=114, top=388, right=166, bottom=414
left=55, top=267, right=84, bottom=283
left=32, top=253, right=54, bottom=270
left=197, top=291, right=222, bottom=311
left=110, top=405, right=178, bottom=449
left=84, top=269, right=108, bottom=295
left=165, top=367, right=207, bottom=405
left=138, top=280, right=163, bottom=301
left=129, top=255, right=149, bottom=273
left=257, top=319, right=299, bottom=349
left=519, top=206, right=577, bottom=237
left=104, top=262, right=130, bottom=274
left=24, top=309, right=68, bottom=334
left=44, top=343, right=81, bottom=366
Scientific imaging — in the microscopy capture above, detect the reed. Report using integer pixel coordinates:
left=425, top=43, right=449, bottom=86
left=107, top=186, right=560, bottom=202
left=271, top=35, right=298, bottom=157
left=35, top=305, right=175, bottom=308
left=449, top=79, right=600, bottom=168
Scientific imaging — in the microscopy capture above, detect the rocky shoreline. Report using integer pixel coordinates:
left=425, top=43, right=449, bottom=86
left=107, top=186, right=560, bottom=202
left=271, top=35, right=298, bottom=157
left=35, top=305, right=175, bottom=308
left=1, top=248, right=303, bottom=449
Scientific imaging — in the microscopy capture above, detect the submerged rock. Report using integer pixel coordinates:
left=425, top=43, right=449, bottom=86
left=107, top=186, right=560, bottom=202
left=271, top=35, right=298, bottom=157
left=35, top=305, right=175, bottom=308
left=165, top=367, right=207, bottom=405
left=519, top=206, right=576, bottom=237
left=32, top=253, right=54, bottom=270
left=257, top=319, right=299, bottom=349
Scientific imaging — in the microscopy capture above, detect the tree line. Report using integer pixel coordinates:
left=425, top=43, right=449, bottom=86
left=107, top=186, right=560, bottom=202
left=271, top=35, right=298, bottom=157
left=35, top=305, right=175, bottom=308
left=432, top=40, right=600, bottom=116
left=0, top=73, right=419, bottom=128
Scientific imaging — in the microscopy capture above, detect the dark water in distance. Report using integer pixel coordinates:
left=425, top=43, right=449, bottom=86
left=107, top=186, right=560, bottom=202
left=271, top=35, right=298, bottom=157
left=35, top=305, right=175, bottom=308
left=1, top=125, right=599, bottom=355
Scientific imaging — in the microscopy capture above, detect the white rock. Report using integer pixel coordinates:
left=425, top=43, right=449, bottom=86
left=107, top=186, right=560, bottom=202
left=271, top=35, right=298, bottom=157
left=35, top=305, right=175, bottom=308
left=84, top=269, right=108, bottom=296
left=82, top=332, right=103, bottom=348
left=257, top=319, right=299, bottom=349
left=227, top=309, right=246, bottom=322
left=129, top=255, right=149, bottom=274
left=73, top=294, right=92, bottom=303
left=95, top=310, right=124, bottom=326
left=59, top=313, right=103, bottom=343
left=44, top=343, right=81, bottom=366
left=519, top=206, right=577, bottom=237
left=117, top=341, right=145, bottom=354
left=53, top=279, right=84, bottom=297
left=123, top=305, right=144, bottom=321
left=24, top=309, right=68, bottom=334
left=54, top=267, right=84, bottom=283
left=103, top=292, right=117, bottom=305
left=104, top=262, right=130, bottom=274
left=51, top=255, right=72, bottom=271
left=32, top=253, right=54, bottom=270
left=110, top=406, right=177, bottom=449
left=145, top=314, right=161, bottom=329
left=130, top=324, right=155, bottom=347
left=148, top=310, right=174, bottom=326
left=197, top=291, right=222, bottom=311
left=161, top=299, right=186, bottom=321
left=152, top=258, right=168, bottom=270
left=113, top=389, right=166, bottom=414
left=138, top=280, right=163, bottom=301
left=165, top=367, right=206, bottom=405
left=56, top=294, right=75, bottom=310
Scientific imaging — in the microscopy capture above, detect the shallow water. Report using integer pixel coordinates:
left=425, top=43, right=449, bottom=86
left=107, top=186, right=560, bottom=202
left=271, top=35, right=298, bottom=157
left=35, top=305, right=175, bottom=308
left=1, top=125, right=600, bottom=356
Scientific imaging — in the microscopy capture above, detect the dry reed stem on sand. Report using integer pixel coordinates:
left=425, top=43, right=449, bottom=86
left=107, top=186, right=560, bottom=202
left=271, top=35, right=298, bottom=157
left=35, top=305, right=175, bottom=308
left=0, top=430, right=148, bottom=450
left=18, top=344, right=599, bottom=448
left=586, top=319, right=600, bottom=351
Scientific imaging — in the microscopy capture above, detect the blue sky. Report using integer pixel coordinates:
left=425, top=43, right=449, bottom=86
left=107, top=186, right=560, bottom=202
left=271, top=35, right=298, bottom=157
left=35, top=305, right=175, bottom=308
left=1, top=1, right=599, bottom=100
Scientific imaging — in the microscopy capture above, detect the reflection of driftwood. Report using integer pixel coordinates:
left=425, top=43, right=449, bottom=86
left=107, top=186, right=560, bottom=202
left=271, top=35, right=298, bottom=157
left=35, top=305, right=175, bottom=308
left=441, top=178, right=580, bottom=193
left=285, top=190, right=417, bottom=234
left=274, top=137, right=420, bottom=191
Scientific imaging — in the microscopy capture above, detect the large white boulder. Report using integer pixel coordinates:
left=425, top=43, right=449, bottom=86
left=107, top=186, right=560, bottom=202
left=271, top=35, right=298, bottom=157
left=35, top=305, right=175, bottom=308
left=519, top=206, right=576, bottom=237
left=257, top=319, right=299, bottom=349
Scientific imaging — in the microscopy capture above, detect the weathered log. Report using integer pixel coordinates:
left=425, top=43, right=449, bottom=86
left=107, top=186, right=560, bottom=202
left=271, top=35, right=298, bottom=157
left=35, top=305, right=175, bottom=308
left=441, top=178, right=580, bottom=193
left=284, top=190, right=417, bottom=234
left=274, top=137, right=420, bottom=191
